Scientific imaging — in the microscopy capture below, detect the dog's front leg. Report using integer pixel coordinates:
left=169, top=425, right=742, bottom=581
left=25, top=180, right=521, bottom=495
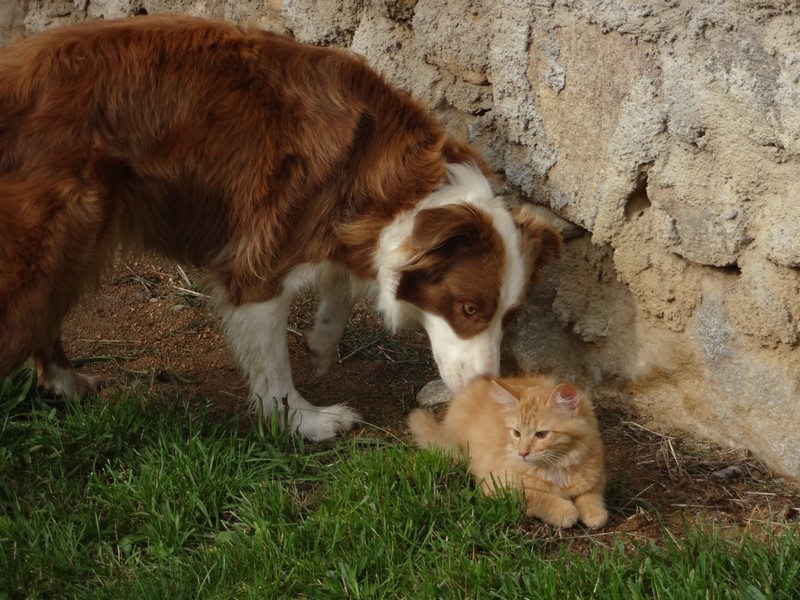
left=304, top=271, right=356, bottom=376
left=218, top=291, right=361, bottom=441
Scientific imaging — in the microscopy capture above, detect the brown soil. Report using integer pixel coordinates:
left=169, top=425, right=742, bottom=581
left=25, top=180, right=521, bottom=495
left=60, top=256, right=799, bottom=543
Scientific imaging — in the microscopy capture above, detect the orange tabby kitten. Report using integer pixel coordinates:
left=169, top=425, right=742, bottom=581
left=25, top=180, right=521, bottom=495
left=408, top=375, right=608, bottom=528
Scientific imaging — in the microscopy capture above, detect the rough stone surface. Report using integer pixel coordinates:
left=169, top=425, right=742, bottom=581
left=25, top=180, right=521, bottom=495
left=2, top=0, right=799, bottom=477
left=0, top=0, right=26, bottom=45
left=283, top=0, right=363, bottom=45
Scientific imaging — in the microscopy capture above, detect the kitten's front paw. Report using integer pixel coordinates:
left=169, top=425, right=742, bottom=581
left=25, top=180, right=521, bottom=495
left=552, top=504, right=580, bottom=528
left=580, top=506, right=609, bottom=529
left=575, top=493, right=609, bottom=529
left=529, top=498, right=579, bottom=528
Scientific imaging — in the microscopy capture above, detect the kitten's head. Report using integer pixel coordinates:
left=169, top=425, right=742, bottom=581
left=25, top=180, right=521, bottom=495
left=488, top=377, right=596, bottom=468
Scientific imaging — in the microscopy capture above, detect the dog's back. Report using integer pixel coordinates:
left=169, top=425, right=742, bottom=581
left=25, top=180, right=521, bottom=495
left=0, top=16, right=384, bottom=260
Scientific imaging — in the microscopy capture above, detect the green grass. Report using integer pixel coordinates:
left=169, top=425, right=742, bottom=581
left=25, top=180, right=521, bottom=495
left=1, top=371, right=798, bottom=599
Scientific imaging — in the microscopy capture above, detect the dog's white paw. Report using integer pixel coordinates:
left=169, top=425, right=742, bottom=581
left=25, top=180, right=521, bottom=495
left=293, top=403, right=361, bottom=441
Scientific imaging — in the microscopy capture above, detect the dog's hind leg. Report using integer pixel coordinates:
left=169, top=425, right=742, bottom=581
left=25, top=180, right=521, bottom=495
left=215, top=287, right=361, bottom=441
left=0, top=288, right=99, bottom=399
left=0, top=173, right=112, bottom=396
left=0, top=316, right=35, bottom=383
left=32, top=335, right=101, bottom=398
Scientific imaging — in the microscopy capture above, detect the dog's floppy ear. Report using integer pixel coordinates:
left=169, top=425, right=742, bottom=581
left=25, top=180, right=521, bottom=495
left=409, top=204, right=487, bottom=255
left=511, top=204, right=563, bottom=284
left=403, top=204, right=492, bottom=274
left=396, top=204, right=502, bottom=315
left=395, top=204, right=494, bottom=306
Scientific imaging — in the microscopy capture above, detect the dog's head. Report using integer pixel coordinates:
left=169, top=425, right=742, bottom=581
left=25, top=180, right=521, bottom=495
left=388, top=168, right=562, bottom=391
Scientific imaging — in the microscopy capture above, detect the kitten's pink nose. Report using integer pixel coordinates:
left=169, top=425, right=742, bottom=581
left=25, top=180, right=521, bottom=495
left=518, top=451, right=529, bottom=458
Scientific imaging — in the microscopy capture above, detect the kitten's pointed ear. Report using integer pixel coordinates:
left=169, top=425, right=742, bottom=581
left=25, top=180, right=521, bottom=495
left=549, top=383, right=581, bottom=415
left=488, top=380, right=518, bottom=408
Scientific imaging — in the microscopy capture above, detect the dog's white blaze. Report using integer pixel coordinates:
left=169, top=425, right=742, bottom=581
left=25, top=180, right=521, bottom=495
left=423, top=313, right=504, bottom=391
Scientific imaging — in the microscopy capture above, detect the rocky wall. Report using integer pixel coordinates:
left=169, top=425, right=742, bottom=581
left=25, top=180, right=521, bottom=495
left=2, top=0, right=798, bottom=477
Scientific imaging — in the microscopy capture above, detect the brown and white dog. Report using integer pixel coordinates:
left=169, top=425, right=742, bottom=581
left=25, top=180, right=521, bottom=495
left=0, top=16, right=562, bottom=440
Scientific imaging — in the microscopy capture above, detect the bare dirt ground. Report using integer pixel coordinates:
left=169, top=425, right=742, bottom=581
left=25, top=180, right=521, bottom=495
left=61, top=256, right=799, bottom=543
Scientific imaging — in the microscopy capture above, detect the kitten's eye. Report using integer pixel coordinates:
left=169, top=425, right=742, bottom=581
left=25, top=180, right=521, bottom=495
left=510, top=429, right=521, bottom=439
left=534, top=430, right=549, bottom=440
left=462, top=303, right=478, bottom=317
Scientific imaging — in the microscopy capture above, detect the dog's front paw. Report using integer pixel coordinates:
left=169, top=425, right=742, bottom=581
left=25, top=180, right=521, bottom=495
left=295, top=403, right=361, bottom=441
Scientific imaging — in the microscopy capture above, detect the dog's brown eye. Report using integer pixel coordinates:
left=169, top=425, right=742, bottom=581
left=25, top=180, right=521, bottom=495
left=462, top=303, right=478, bottom=317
